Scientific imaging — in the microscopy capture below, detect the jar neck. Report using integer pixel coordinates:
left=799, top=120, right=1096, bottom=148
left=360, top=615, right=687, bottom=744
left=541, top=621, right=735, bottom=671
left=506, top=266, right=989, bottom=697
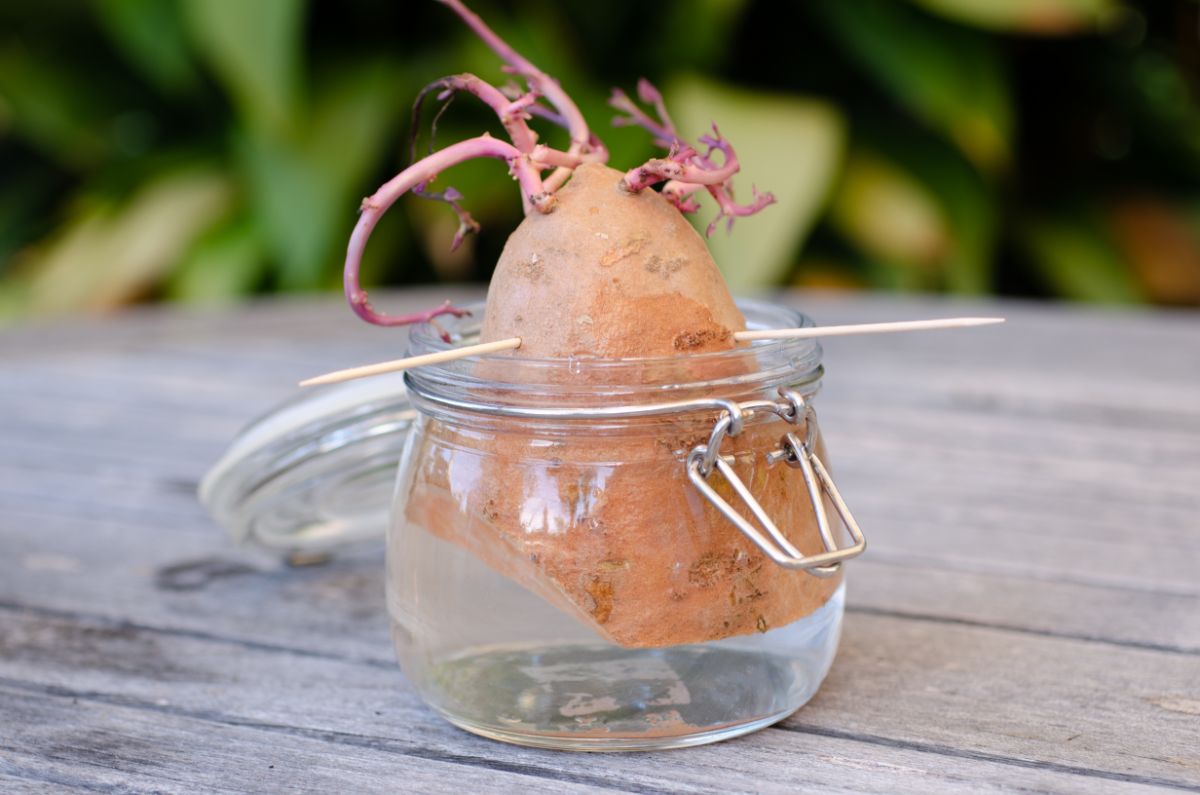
left=404, top=298, right=824, bottom=427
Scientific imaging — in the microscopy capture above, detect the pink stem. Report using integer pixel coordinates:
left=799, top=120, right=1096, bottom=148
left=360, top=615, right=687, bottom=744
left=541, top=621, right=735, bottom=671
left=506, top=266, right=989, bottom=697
left=439, top=0, right=591, bottom=151
left=620, top=150, right=739, bottom=192
left=522, top=100, right=567, bottom=127
left=636, top=78, right=680, bottom=143
left=524, top=105, right=609, bottom=190
left=428, top=186, right=481, bottom=251
left=663, top=180, right=702, bottom=213
left=704, top=184, right=777, bottom=236
left=610, top=86, right=681, bottom=148
left=518, top=99, right=610, bottom=163
left=621, top=125, right=744, bottom=192
left=429, top=74, right=540, bottom=153
left=612, top=81, right=775, bottom=232
left=409, top=73, right=545, bottom=239
left=663, top=179, right=701, bottom=198
left=346, top=135, right=552, bottom=329
left=532, top=144, right=586, bottom=169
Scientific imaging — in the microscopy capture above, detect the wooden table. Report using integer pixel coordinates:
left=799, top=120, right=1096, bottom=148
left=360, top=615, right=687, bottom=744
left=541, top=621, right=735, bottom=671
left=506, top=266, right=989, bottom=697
left=2, top=289, right=1197, bottom=793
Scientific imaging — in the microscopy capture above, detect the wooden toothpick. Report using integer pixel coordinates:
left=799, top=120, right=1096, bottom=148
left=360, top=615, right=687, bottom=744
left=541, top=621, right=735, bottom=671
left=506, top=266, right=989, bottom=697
left=299, top=337, right=522, bottom=387
left=299, top=317, right=1004, bottom=387
left=733, top=316, right=1004, bottom=341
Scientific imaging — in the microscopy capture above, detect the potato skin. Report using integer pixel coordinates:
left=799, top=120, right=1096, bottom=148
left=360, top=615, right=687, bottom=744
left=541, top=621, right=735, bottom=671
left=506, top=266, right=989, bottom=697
left=405, top=418, right=843, bottom=648
left=408, top=162, right=842, bottom=648
left=481, top=163, right=746, bottom=357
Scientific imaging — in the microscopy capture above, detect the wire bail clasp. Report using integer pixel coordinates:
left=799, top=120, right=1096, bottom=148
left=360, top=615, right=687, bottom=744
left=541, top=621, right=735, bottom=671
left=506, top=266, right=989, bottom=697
left=686, top=388, right=867, bottom=577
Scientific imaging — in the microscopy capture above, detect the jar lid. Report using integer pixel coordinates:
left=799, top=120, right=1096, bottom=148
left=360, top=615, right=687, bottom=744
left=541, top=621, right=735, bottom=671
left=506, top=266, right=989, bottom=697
left=199, top=372, right=414, bottom=553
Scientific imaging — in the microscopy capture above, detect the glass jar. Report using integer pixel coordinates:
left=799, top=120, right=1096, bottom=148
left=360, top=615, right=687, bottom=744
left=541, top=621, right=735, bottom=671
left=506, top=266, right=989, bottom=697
left=388, top=299, right=865, bottom=751
left=200, top=298, right=865, bottom=751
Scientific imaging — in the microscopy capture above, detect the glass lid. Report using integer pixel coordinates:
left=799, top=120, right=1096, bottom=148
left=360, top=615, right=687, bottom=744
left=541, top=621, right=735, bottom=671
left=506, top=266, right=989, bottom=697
left=199, top=371, right=413, bottom=553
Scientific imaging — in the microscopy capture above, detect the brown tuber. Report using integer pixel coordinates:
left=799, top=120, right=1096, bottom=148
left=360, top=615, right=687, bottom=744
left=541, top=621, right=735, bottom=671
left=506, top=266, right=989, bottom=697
left=482, top=163, right=744, bottom=358
left=346, top=1, right=840, bottom=647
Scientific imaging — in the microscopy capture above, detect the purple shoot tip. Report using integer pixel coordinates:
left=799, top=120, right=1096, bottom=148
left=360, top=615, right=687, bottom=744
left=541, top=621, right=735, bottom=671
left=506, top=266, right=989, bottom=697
left=344, top=0, right=772, bottom=330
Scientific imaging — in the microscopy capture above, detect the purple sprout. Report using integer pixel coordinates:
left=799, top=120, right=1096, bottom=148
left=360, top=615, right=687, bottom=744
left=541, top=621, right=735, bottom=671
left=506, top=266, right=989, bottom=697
left=344, top=0, right=772, bottom=335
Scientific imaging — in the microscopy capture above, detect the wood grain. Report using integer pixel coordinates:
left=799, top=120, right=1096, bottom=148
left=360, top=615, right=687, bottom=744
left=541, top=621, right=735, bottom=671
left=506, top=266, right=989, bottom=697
left=1, top=289, right=1197, bottom=793
left=0, top=609, right=1194, bottom=794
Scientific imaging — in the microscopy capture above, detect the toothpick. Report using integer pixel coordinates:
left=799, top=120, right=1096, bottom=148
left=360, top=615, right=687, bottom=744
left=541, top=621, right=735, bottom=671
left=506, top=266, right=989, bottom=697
left=733, top=316, right=1004, bottom=341
left=299, top=317, right=1005, bottom=387
left=299, top=337, right=522, bottom=387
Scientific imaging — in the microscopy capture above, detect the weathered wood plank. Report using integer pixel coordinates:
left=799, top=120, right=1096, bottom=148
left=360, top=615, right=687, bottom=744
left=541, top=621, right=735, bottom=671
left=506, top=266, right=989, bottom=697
left=2, top=501, right=1196, bottom=674
left=0, top=348, right=1197, bottom=669
left=2, top=290, right=1197, bottom=409
left=4, top=451, right=1195, bottom=658
left=1, top=609, right=1195, bottom=793
left=2, top=291, right=1198, bottom=792
left=850, top=560, right=1200, bottom=655
left=0, top=687, right=617, bottom=795
left=803, top=616, right=1200, bottom=786
left=6, top=686, right=1184, bottom=795
left=5, top=357, right=1198, bottom=557
left=0, top=775, right=61, bottom=795
left=5, top=507, right=1198, bottom=669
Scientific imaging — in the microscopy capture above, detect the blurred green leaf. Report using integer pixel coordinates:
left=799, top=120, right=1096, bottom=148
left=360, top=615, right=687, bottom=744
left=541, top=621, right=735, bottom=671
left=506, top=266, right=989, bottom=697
left=239, top=61, right=405, bottom=290
left=1119, top=50, right=1200, bottom=176
left=831, top=151, right=949, bottom=271
left=830, top=131, right=996, bottom=293
left=908, top=0, right=1118, bottom=35
left=7, top=168, right=232, bottom=318
left=813, top=0, right=1013, bottom=173
left=166, top=214, right=265, bottom=302
left=0, top=166, right=57, bottom=273
left=1, top=0, right=1194, bottom=313
left=660, top=0, right=750, bottom=68
left=183, top=0, right=305, bottom=135
left=95, top=0, right=198, bottom=93
left=0, top=46, right=110, bottom=168
left=667, top=75, right=844, bottom=292
left=903, top=136, right=996, bottom=294
left=1020, top=208, right=1143, bottom=303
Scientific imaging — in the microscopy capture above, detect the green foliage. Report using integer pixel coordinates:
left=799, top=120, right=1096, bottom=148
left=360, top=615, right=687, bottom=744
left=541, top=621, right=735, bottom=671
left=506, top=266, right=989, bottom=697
left=907, top=0, right=1118, bottom=34
left=813, top=0, right=1013, bottom=172
left=239, top=61, right=405, bottom=290
left=0, top=0, right=1197, bottom=321
left=669, top=75, right=843, bottom=292
left=96, top=0, right=199, bottom=94
left=182, top=0, right=305, bottom=137
left=1019, top=207, right=1144, bottom=303
left=0, top=45, right=112, bottom=170
left=166, top=214, right=265, bottom=302
left=11, top=168, right=232, bottom=313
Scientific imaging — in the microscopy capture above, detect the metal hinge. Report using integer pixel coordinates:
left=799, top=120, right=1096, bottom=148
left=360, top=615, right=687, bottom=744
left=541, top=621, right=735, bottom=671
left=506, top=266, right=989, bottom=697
left=686, top=388, right=866, bottom=577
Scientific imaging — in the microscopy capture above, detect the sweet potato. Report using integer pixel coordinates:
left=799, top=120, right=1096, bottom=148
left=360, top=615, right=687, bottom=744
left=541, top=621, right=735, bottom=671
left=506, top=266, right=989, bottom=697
left=344, top=0, right=840, bottom=647
left=481, top=162, right=744, bottom=358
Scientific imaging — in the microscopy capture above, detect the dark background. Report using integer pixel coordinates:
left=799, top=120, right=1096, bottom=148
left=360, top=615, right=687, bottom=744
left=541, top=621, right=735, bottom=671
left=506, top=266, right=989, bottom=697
left=2, top=0, right=1198, bottom=322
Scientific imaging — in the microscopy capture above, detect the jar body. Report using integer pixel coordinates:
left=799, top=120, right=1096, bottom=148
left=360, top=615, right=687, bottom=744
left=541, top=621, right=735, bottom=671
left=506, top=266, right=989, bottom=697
left=385, top=299, right=848, bottom=750
left=387, top=407, right=845, bottom=750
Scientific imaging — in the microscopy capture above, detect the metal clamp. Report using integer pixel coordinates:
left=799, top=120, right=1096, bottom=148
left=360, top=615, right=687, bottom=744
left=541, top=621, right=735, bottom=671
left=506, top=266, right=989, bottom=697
left=404, top=373, right=866, bottom=575
left=686, top=388, right=866, bottom=577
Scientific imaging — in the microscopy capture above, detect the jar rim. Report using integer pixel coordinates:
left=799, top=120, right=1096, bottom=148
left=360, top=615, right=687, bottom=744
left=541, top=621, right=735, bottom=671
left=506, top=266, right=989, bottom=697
left=405, top=298, right=824, bottom=405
